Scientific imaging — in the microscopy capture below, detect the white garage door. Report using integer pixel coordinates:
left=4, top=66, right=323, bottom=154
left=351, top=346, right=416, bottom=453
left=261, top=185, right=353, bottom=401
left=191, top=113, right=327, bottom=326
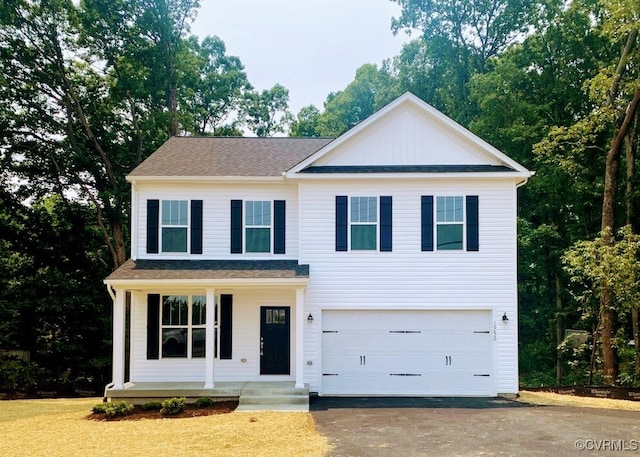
left=321, top=310, right=493, bottom=396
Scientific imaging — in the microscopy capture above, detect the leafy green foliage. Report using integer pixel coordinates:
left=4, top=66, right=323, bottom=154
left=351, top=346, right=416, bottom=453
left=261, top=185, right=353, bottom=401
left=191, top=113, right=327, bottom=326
left=92, top=401, right=134, bottom=417
left=140, top=401, right=163, bottom=411
left=564, top=226, right=640, bottom=315
left=194, top=396, right=214, bottom=408
left=106, top=401, right=135, bottom=417
left=160, top=397, right=186, bottom=416
left=92, top=403, right=108, bottom=414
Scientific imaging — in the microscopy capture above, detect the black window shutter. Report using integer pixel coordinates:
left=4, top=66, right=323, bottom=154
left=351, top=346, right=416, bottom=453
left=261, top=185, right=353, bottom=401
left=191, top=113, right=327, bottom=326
left=146, top=294, right=160, bottom=360
left=335, top=196, right=348, bottom=251
left=466, top=195, right=479, bottom=251
left=191, top=200, right=203, bottom=254
left=230, top=200, right=243, bottom=254
left=146, top=200, right=159, bottom=254
left=274, top=200, right=286, bottom=254
left=421, top=196, right=434, bottom=251
left=380, top=196, right=393, bottom=252
left=220, top=294, right=233, bottom=359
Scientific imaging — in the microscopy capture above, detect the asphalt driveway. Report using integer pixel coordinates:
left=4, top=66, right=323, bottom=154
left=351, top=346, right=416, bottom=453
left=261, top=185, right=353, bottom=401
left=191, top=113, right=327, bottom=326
left=310, top=397, right=640, bottom=456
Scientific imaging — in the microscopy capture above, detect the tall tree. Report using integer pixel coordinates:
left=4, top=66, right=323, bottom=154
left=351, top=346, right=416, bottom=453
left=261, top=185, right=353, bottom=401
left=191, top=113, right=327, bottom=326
left=243, top=84, right=292, bottom=137
left=391, top=0, right=552, bottom=123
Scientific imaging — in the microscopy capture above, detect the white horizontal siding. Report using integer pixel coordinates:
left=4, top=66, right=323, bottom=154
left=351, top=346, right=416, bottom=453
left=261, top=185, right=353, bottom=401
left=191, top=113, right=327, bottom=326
left=314, top=105, right=502, bottom=167
left=299, top=178, right=519, bottom=393
left=133, top=182, right=298, bottom=260
left=130, top=289, right=297, bottom=383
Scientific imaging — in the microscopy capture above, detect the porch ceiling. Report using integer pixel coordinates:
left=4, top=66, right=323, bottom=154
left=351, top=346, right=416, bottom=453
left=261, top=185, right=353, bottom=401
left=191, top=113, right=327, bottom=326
left=104, top=259, right=310, bottom=287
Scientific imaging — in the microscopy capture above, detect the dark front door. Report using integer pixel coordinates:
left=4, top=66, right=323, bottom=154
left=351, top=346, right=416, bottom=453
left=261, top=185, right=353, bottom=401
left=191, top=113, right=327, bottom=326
left=260, top=306, right=290, bottom=375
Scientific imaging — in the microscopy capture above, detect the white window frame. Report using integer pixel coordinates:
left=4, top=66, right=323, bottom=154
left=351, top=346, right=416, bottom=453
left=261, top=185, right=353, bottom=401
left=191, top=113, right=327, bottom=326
left=244, top=200, right=272, bottom=253
left=160, top=294, right=206, bottom=359
left=435, top=195, right=465, bottom=251
left=349, top=196, right=378, bottom=251
left=160, top=200, right=189, bottom=253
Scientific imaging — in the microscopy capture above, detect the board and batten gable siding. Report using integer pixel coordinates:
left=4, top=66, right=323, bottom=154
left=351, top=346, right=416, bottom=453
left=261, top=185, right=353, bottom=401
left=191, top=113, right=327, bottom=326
left=132, top=182, right=298, bottom=260
left=313, top=103, right=503, bottom=167
left=299, top=178, right=519, bottom=394
left=130, top=289, right=298, bottom=383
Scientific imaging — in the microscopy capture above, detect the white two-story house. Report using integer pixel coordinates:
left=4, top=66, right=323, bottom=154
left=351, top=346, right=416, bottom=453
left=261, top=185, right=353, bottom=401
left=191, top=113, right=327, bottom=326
left=104, top=93, right=532, bottom=405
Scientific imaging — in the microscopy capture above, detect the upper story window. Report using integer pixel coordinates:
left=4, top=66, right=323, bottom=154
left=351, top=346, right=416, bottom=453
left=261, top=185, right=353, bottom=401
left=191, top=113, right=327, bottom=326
left=350, top=196, right=378, bottom=250
left=421, top=195, right=479, bottom=252
left=162, top=200, right=188, bottom=252
left=146, top=199, right=202, bottom=255
left=231, top=200, right=286, bottom=255
left=335, top=195, right=392, bottom=252
left=436, top=196, right=463, bottom=250
left=245, top=200, right=271, bottom=253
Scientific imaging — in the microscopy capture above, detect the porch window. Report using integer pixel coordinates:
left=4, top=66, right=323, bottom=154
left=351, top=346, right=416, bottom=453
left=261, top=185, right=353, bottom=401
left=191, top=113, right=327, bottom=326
left=161, top=295, right=206, bottom=358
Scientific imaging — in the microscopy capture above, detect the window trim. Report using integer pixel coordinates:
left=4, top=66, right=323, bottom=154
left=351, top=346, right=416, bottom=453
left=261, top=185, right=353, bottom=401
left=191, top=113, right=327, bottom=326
left=160, top=200, right=189, bottom=254
left=435, top=195, right=465, bottom=251
left=349, top=196, right=379, bottom=251
left=244, top=200, right=273, bottom=253
left=160, top=294, right=207, bottom=359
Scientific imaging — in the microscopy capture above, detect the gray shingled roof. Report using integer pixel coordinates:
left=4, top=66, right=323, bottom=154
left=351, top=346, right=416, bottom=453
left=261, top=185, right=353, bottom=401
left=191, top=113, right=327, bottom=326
left=129, top=137, right=334, bottom=177
left=106, top=259, right=310, bottom=281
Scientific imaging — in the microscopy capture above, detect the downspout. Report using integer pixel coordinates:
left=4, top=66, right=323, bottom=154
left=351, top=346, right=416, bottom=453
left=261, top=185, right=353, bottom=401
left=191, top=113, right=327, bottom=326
left=103, top=284, right=116, bottom=402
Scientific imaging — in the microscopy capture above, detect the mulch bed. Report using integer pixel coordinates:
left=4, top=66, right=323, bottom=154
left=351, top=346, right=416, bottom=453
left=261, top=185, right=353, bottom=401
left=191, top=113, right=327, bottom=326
left=527, top=386, right=640, bottom=401
left=87, top=400, right=239, bottom=421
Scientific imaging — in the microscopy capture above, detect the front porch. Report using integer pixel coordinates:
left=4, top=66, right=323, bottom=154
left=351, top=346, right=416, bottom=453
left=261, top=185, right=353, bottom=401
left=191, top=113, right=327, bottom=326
left=106, top=381, right=310, bottom=411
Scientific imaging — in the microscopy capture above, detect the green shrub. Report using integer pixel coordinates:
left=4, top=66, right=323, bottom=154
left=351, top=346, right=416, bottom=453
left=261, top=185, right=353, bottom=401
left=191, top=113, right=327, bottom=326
left=104, top=401, right=134, bottom=417
left=194, top=396, right=214, bottom=408
left=92, top=403, right=108, bottom=414
left=0, top=356, right=38, bottom=391
left=160, top=397, right=186, bottom=416
left=140, top=401, right=163, bottom=411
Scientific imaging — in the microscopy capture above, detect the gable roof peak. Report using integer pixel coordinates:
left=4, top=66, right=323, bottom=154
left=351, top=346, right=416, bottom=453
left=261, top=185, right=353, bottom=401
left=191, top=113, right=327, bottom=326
left=287, top=91, right=531, bottom=175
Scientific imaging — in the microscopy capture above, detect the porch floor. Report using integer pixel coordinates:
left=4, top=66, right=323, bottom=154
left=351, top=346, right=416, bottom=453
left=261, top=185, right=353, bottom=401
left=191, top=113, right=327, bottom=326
left=106, top=381, right=310, bottom=412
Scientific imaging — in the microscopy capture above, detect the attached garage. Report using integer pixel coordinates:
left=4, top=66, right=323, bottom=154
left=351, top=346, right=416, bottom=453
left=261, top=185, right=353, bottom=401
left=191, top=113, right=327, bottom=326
left=321, top=310, right=493, bottom=396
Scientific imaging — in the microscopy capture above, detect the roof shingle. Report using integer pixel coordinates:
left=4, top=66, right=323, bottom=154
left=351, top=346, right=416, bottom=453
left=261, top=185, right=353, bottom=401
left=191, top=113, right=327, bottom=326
left=106, top=259, right=310, bottom=281
left=129, top=137, right=334, bottom=178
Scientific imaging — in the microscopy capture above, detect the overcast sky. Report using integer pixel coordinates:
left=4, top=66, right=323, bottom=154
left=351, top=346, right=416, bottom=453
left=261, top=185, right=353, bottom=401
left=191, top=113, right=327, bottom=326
left=190, top=0, right=413, bottom=115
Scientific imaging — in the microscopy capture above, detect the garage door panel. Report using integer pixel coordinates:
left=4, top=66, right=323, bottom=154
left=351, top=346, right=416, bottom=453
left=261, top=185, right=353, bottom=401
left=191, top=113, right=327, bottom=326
left=322, top=310, right=493, bottom=396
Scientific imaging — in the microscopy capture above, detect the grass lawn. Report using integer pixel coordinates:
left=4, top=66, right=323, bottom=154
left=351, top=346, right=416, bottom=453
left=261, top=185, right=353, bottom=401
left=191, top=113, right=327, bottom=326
left=0, top=398, right=329, bottom=457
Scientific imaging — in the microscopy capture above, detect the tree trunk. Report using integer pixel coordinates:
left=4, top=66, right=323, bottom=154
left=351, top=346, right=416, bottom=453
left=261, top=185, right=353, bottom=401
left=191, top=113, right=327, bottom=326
left=555, top=273, right=564, bottom=384
left=599, top=87, right=640, bottom=385
left=625, top=111, right=640, bottom=376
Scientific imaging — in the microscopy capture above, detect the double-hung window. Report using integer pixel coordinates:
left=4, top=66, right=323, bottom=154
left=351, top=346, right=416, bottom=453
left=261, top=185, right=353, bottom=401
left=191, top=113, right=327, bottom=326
left=245, top=200, right=271, bottom=253
left=350, top=196, right=378, bottom=250
left=436, top=196, right=464, bottom=250
left=161, top=200, right=188, bottom=252
left=421, top=195, right=478, bottom=252
left=336, top=195, right=392, bottom=252
left=161, top=295, right=206, bottom=358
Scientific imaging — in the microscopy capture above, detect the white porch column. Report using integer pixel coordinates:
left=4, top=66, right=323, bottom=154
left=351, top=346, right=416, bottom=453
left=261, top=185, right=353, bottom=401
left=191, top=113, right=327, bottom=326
left=204, top=288, right=216, bottom=389
left=112, top=288, right=126, bottom=389
left=295, top=287, right=305, bottom=389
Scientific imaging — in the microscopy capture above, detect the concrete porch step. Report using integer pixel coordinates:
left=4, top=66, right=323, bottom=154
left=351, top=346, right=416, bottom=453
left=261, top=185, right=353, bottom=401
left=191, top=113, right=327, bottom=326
left=239, top=394, right=309, bottom=405
left=237, top=383, right=310, bottom=411
left=235, top=404, right=309, bottom=412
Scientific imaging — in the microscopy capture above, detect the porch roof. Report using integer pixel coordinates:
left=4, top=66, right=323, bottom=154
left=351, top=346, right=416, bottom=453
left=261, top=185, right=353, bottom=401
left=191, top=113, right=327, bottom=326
left=105, top=259, right=310, bottom=284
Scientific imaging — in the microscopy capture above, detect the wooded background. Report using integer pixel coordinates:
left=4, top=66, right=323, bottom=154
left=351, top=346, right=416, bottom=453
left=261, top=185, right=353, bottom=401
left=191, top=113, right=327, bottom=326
left=1, top=0, right=639, bottom=393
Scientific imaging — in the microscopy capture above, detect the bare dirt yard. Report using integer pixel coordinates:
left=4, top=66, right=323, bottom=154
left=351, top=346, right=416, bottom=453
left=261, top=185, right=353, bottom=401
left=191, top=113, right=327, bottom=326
left=0, top=398, right=329, bottom=457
